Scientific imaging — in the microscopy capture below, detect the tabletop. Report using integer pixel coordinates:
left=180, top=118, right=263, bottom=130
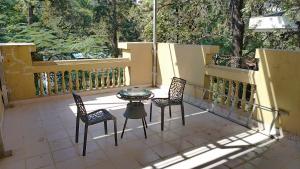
left=117, top=87, right=153, bottom=101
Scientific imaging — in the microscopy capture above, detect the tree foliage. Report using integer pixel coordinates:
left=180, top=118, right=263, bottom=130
left=0, top=0, right=299, bottom=65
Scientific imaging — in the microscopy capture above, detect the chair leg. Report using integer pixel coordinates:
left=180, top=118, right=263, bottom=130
left=181, top=103, right=185, bottom=126
left=104, top=121, right=108, bottom=135
left=169, top=105, right=172, bottom=118
left=113, top=119, right=118, bottom=146
left=83, top=124, right=88, bottom=156
left=161, top=107, right=164, bottom=131
left=142, top=118, right=147, bottom=139
left=75, top=115, right=79, bottom=143
left=150, top=102, right=153, bottom=122
left=121, top=118, right=128, bottom=139
left=143, top=117, right=148, bottom=128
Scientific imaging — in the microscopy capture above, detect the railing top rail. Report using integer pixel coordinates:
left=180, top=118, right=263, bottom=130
left=33, top=58, right=130, bottom=66
left=205, top=64, right=256, bottom=73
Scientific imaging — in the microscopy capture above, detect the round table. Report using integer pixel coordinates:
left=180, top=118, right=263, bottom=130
left=117, top=87, right=154, bottom=139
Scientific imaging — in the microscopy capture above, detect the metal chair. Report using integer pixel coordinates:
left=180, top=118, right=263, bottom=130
left=150, top=77, right=186, bottom=131
left=72, top=92, right=117, bottom=156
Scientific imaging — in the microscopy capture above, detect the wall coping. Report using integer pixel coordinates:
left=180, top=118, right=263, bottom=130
left=0, top=43, right=35, bottom=47
left=33, top=58, right=130, bottom=66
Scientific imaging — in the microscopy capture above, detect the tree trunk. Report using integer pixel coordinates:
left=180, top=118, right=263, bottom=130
left=111, top=0, right=119, bottom=58
left=175, top=5, right=179, bottom=43
left=231, top=0, right=244, bottom=68
left=28, top=5, right=34, bottom=25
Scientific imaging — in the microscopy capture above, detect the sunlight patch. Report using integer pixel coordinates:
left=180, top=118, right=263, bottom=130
left=154, top=155, right=185, bottom=169
left=183, top=146, right=210, bottom=158
left=165, top=148, right=240, bottom=169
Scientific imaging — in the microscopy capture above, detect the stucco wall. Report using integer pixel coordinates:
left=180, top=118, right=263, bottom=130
left=0, top=90, right=5, bottom=155
left=0, top=44, right=37, bottom=101
left=156, top=43, right=300, bottom=135
left=1, top=42, right=300, bottom=135
left=119, top=42, right=153, bottom=86
left=0, top=42, right=153, bottom=101
left=254, top=49, right=300, bottom=134
left=156, top=43, right=219, bottom=98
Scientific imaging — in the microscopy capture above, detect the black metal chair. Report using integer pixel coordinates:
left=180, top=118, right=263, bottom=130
left=72, top=92, right=117, bottom=156
left=150, top=77, right=186, bottom=131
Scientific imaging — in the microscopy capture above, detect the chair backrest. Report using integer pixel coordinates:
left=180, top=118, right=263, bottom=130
left=168, top=77, right=186, bottom=103
left=72, top=92, right=88, bottom=118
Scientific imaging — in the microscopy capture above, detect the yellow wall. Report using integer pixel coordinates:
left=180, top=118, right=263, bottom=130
left=0, top=89, right=5, bottom=155
left=254, top=49, right=300, bottom=135
left=119, top=42, right=153, bottom=86
left=0, top=42, right=153, bottom=101
left=0, top=44, right=37, bottom=101
left=157, top=43, right=219, bottom=98
left=1, top=42, right=300, bottom=135
left=156, top=43, right=300, bottom=135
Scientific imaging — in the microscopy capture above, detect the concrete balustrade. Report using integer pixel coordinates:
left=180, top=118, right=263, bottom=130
left=0, top=42, right=153, bottom=101
left=0, top=42, right=300, bottom=155
left=154, top=43, right=300, bottom=136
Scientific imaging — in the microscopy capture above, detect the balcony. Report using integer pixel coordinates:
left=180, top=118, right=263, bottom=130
left=0, top=42, right=299, bottom=169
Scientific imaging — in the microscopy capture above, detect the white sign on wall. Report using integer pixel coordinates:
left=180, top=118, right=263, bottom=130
left=249, top=16, right=298, bottom=32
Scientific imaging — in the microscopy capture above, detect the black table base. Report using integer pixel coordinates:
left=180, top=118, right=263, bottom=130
left=121, top=102, right=148, bottom=139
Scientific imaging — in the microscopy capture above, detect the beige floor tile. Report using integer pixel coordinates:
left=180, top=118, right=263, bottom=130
left=133, top=148, right=161, bottom=166
left=26, top=153, right=53, bottom=169
left=75, top=141, right=101, bottom=154
left=183, top=133, right=210, bottom=146
left=40, top=165, right=56, bottom=169
left=25, top=141, right=51, bottom=158
left=82, top=149, right=108, bottom=168
left=283, top=157, right=300, bottom=169
left=85, top=159, right=116, bottom=169
left=55, top=156, right=85, bottom=169
left=234, top=163, right=257, bottom=169
left=1, top=159, right=26, bottom=169
left=95, top=135, right=119, bottom=150
left=157, top=130, right=180, bottom=142
left=142, top=134, right=163, bottom=147
left=71, top=133, right=93, bottom=144
left=52, top=147, right=78, bottom=163
left=167, top=139, right=194, bottom=152
left=0, top=148, right=26, bottom=166
left=49, top=138, right=73, bottom=152
left=47, top=130, right=69, bottom=142
left=2, top=91, right=300, bottom=169
left=224, top=158, right=245, bottom=168
left=151, top=142, right=177, bottom=158
left=110, top=154, right=142, bottom=169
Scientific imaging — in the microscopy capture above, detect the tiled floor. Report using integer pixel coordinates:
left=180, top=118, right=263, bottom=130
left=0, top=89, right=300, bottom=169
